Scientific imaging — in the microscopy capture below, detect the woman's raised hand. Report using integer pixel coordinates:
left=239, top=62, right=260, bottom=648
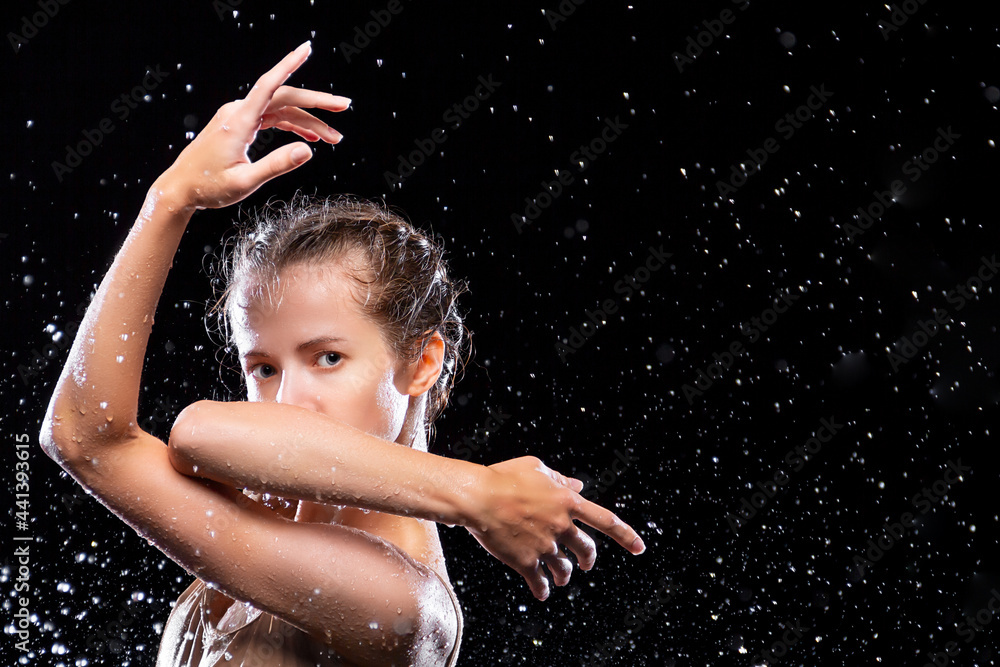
left=465, top=456, right=645, bottom=601
left=152, top=41, right=349, bottom=212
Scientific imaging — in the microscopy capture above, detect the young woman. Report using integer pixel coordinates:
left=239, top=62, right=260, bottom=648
left=39, top=41, right=645, bottom=666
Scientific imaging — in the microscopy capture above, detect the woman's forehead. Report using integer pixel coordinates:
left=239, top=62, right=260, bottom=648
left=230, top=262, right=373, bottom=330
left=237, top=259, right=365, bottom=304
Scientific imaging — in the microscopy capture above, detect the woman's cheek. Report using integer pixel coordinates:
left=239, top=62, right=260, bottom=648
left=374, top=371, right=408, bottom=440
left=246, top=380, right=262, bottom=402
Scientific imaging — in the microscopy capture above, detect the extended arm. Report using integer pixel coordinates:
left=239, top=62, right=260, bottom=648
left=168, top=399, right=481, bottom=523
left=168, top=398, right=645, bottom=599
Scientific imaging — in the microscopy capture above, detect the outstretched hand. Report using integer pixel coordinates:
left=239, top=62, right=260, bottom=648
left=152, top=41, right=349, bottom=211
left=465, top=456, right=645, bottom=601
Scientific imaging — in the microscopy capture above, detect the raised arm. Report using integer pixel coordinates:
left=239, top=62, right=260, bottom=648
left=39, top=42, right=341, bottom=454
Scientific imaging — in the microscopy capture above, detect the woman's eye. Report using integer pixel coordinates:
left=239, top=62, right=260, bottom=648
left=250, top=364, right=276, bottom=380
left=317, top=352, right=341, bottom=367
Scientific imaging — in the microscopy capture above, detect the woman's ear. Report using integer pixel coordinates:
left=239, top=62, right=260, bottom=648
left=405, top=330, right=445, bottom=397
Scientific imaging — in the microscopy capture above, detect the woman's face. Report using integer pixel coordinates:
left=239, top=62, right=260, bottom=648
left=230, top=260, right=415, bottom=444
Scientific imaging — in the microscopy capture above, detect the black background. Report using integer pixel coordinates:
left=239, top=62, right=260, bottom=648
left=4, top=1, right=1000, bottom=665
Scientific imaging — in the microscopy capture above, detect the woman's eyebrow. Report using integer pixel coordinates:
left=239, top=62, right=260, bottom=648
left=242, top=335, right=348, bottom=359
left=297, top=335, right=348, bottom=350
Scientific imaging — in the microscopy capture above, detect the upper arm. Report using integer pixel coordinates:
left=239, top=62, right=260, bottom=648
left=57, top=428, right=456, bottom=665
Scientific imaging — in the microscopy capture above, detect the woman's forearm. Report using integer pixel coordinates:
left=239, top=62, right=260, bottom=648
left=167, top=399, right=488, bottom=526
left=40, top=182, right=195, bottom=466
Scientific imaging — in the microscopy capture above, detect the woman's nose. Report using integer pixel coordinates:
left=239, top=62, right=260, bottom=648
left=275, top=369, right=322, bottom=412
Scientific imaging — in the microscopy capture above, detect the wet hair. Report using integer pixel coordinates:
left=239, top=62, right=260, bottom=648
left=207, top=192, right=472, bottom=445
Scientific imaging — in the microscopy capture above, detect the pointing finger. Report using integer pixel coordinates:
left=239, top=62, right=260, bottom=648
left=572, top=496, right=645, bottom=555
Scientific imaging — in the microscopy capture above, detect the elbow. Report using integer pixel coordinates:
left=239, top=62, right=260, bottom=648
left=363, top=578, right=458, bottom=667
left=166, top=399, right=213, bottom=474
left=38, top=393, right=90, bottom=469
left=405, top=577, right=460, bottom=666
left=38, top=407, right=72, bottom=466
left=39, top=386, right=142, bottom=467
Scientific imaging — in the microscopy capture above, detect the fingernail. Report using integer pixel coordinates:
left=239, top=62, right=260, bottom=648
left=296, top=40, right=312, bottom=53
left=342, top=97, right=353, bottom=107
left=291, top=145, right=312, bottom=163
left=330, top=128, right=343, bottom=143
left=631, top=536, right=646, bottom=554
